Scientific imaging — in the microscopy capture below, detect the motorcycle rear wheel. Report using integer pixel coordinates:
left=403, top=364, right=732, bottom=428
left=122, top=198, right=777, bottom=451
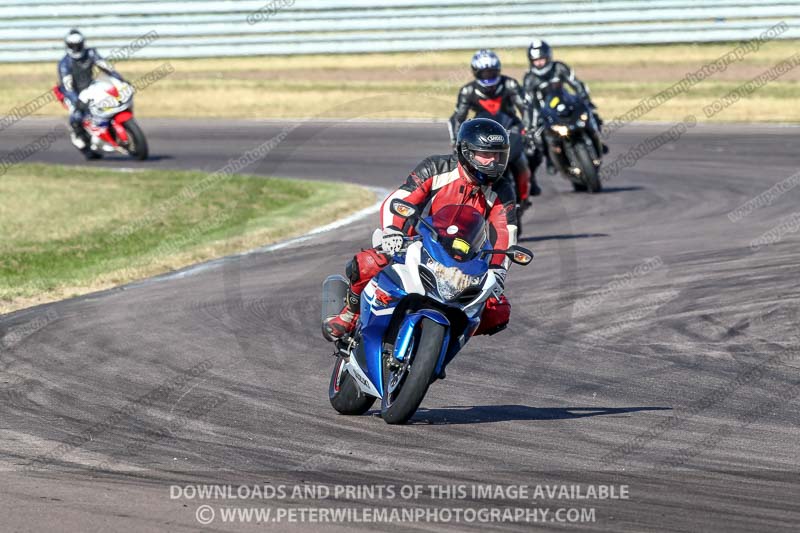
left=329, top=356, right=376, bottom=415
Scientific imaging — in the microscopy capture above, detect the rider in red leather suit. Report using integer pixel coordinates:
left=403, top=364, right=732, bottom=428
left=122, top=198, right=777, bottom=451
left=323, top=118, right=520, bottom=342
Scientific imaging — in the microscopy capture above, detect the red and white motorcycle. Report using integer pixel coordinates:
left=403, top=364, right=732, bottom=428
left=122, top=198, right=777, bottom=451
left=54, top=77, right=148, bottom=160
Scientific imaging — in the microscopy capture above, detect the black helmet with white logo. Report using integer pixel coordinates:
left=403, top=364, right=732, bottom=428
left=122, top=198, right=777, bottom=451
left=65, top=29, right=86, bottom=60
left=528, top=39, right=553, bottom=76
left=456, top=118, right=510, bottom=185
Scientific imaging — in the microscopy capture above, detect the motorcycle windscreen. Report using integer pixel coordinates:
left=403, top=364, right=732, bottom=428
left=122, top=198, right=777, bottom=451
left=545, top=87, right=581, bottom=119
left=429, top=204, right=488, bottom=262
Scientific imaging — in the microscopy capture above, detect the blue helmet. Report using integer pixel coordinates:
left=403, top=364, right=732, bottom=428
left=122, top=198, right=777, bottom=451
left=470, top=49, right=502, bottom=89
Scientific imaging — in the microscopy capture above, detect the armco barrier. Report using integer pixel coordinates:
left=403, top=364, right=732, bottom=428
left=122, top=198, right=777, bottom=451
left=0, top=1, right=797, bottom=62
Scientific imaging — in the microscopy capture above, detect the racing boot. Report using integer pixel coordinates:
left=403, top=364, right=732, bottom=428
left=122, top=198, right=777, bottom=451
left=322, top=289, right=360, bottom=342
left=70, top=127, right=98, bottom=160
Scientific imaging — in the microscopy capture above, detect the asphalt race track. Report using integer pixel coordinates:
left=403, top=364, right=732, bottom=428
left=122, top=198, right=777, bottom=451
left=2, top=118, right=799, bottom=532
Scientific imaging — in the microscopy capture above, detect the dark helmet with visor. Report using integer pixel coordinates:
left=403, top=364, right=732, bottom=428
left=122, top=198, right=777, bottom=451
left=528, top=39, right=553, bottom=75
left=456, top=118, right=510, bottom=185
left=65, top=29, right=86, bottom=60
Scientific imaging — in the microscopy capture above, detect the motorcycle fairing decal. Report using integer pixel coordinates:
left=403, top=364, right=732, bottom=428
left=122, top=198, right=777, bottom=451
left=362, top=278, right=399, bottom=316
left=373, top=286, right=394, bottom=307
left=344, top=356, right=381, bottom=398
left=369, top=307, right=394, bottom=317
left=477, top=97, right=502, bottom=115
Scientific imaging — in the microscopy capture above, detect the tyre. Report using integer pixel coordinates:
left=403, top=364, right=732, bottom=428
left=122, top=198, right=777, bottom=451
left=572, top=182, right=588, bottom=192
left=123, top=119, right=149, bottom=160
left=329, top=356, right=376, bottom=415
left=381, top=317, right=445, bottom=425
left=574, top=143, right=601, bottom=193
left=82, top=148, right=102, bottom=160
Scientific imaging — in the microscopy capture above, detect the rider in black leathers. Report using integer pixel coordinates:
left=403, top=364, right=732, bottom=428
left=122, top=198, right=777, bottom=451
left=522, top=40, right=606, bottom=177
left=58, top=29, right=126, bottom=157
left=449, top=49, right=540, bottom=199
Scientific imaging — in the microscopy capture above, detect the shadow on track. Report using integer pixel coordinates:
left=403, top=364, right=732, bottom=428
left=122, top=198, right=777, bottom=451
left=91, top=154, right=174, bottom=162
left=598, top=185, right=644, bottom=193
left=403, top=405, right=671, bottom=425
left=519, top=233, right=608, bottom=243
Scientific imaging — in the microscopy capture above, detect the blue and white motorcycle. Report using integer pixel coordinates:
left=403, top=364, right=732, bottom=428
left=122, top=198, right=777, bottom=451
left=321, top=201, right=533, bottom=424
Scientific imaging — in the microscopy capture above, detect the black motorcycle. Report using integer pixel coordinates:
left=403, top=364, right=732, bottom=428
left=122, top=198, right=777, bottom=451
left=536, top=81, right=604, bottom=193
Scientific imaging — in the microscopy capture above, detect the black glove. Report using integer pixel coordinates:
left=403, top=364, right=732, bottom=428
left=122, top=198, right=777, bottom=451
left=523, top=130, right=536, bottom=146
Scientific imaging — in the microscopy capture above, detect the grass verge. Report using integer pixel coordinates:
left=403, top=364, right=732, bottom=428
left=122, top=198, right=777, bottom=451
left=0, top=163, right=375, bottom=314
left=0, top=40, right=798, bottom=123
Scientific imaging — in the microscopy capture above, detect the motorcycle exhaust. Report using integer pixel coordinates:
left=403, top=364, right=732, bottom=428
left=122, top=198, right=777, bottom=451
left=321, top=275, right=349, bottom=323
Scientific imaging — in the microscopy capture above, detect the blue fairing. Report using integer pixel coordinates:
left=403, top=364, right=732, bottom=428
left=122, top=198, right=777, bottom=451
left=359, top=270, right=405, bottom=396
left=357, top=213, right=494, bottom=398
left=418, top=223, right=489, bottom=277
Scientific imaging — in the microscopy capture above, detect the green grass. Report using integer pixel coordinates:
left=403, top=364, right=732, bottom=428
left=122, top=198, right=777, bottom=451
left=1, top=40, right=798, bottom=123
left=0, top=163, right=375, bottom=313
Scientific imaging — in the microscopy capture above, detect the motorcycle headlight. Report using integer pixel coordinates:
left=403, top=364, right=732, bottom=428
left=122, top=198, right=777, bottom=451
left=426, top=258, right=481, bottom=300
left=551, top=124, right=569, bottom=137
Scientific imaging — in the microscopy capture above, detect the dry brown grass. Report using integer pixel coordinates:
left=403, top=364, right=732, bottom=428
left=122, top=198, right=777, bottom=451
left=0, top=40, right=798, bottom=123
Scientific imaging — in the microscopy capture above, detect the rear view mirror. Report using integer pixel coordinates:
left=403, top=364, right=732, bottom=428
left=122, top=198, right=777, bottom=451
left=507, top=245, right=533, bottom=265
left=390, top=199, right=417, bottom=219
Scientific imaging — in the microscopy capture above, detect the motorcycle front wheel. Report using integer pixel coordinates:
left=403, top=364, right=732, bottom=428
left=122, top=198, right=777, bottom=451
left=381, top=317, right=445, bottom=425
left=574, top=143, right=602, bottom=193
left=123, top=118, right=149, bottom=161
